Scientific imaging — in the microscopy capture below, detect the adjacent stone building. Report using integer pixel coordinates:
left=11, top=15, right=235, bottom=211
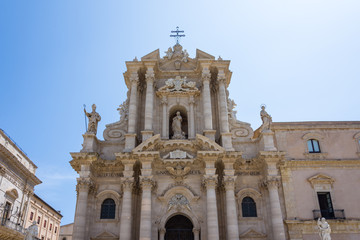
left=24, top=193, right=62, bottom=240
left=0, top=129, right=42, bottom=239
left=70, top=44, right=360, bottom=240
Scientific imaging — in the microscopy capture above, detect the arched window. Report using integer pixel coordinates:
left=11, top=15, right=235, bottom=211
left=242, top=197, right=257, bottom=217
left=307, top=139, right=321, bottom=153
left=100, top=198, right=116, bottom=219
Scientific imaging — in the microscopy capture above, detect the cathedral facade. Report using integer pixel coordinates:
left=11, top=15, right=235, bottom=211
left=70, top=44, right=360, bottom=240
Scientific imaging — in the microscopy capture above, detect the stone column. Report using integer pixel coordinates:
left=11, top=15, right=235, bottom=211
left=125, top=71, right=139, bottom=150
left=119, top=178, right=134, bottom=240
left=188, top=95, right=195, bottom=139
left=193, top=228, right=200, bottom=240
left=202, top=66, right=215, bottom=140
left=203, top=160, right=220, bottom=240
left=224, top=176, right=240, bottom=240
left=142, top=67, right=155, bottom=141
left=161, top=96, right=168, bottom=139
left=72, top=177, right=92, bottom=240
left=217, top=70, right=234, bottom=151
left=139, top=176, right=153, bottom=240
left=159, top=228, right=166, bottom=240
left=265, top=178, right=286, bottom=240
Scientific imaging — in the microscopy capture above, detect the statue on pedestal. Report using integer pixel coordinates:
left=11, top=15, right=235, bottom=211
left=317, top=217, right=331, bottom=240
left=84, top=104, right=101, bottom=135
left=259, top=105, right=272, bottom=132
left=172, top=111, right=185, bottom=139
left=25, top=221, right=38, bottom=240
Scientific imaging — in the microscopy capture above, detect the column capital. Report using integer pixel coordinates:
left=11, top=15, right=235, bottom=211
left=203, top=175, right=218, bottom=189
left=224, top=176, right=236, bottom=190
left=130, top=72, right=139, bottom=85
left=140, top=176, right=155, bottom=190
left=217, top=71, right=226, bottom=84
left=189, top=95, right=195, bottom=104
left=145, top=68, right=155, bottom=83
left=201, top=68, right=211, bottom=82
left=159, top=228, right=166, bottom=234
left=121, top=177, right=134, bottom=191
left=263, top=177, right=280, bottom=189
left=192, top=228, right=200, bottom=234
left=161, top=95, right=167, bottom=105
left=76, top=177, right=94, bottom=192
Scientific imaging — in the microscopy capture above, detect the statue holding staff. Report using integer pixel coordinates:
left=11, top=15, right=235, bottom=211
left=84, top=104, right=101, bottom=135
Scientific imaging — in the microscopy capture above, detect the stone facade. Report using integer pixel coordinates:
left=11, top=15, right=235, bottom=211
left=0, top=129, right=42, bottom=240
left=70, top=45, right=360, bottom=240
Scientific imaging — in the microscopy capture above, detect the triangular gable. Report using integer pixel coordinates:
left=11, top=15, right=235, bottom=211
left=195, top=134, right=225, bottom=152
left=196, top=49, right=215, bottom=60
left=91, top=231, right=118, bottom=240
left=240, top=228, right=266, bottom=239
left=141, top=49, right=160, bottom=61
left=132, top=134, right=161, bottom=153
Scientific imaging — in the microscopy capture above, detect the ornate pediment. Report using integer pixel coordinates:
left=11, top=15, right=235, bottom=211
left=91, top=231, right=118, bottom=240
left=195, top=49, right=215, bottom=60
left=308, top=173, right=335, bottom=188
left=240, top=228, right=266, bottom=239
left=158, top=76, right=198, bottom=93
left=141, top=49, right=160, bottom=61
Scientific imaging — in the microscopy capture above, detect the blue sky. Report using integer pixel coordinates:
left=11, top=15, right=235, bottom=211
left=1, top=0, right=359, bottom=225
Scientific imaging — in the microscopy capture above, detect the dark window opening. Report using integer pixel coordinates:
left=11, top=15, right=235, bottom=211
left=307, top=139, right=321, bottom=153
left=165, top=215, right=194, bottom=240
left=100, top=198, right=116, bottom=219
left=1, top=202, right=11, bottom=225
left=317, top=192, right=334, bottom=219
left=241, top=197, right=257, bottom=217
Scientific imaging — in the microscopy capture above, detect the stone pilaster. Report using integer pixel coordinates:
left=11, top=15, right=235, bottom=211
left=188, top=95, right=195, bottom=139
left=139, top=176, right=154, bottom=240
left=142, top=67, right=155, bottom=141
left=119, top=177, right=134, bottom=240
left=73, top=177, right=93, bottom=240
left=125, top=71, right=139, bottom=150
left=203, top=175, right=220, bottom=240
left=264, top=178, right=286, bottom=240
left=202, top=66, right=215, bottom=140
left=193, top=228, right=200, bottom=240
left=159, top=228, right=166, bottom=240
left=161, top=96, right=168, bottom=139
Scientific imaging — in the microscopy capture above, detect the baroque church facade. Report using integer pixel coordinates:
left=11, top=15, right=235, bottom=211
left=70, top=44, right=360, bottom=240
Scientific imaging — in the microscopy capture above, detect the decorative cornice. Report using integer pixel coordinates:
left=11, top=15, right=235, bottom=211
left=308, top=173, right=335, bottom=188
left=70, top=152, right=99, bottom=172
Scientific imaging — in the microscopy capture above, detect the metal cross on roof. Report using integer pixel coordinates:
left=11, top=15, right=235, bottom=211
left=170, top=26, right=185, bottom=44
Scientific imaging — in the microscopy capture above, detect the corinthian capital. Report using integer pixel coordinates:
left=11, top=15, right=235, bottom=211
left=121, top=177, right=134, bottom=191
left=224, top=176, right=236, bottom=190
left=145, top=68, right=155, bottom=83
left=130, top=72, right=139, bottom=85
left=217, top=71, right=226, bottom=85
left=140, top=176, right=155, bottom=190
left=263, top=177, right=280, bottom=189
left=203, top=175, right=218, bottom=189
left=76, top=177, right=94, bottom=192
left=202, top=68, right=211, bottom=82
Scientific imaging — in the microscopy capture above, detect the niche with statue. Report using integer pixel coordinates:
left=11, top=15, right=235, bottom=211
left=169, top=107, right=188, bottom=139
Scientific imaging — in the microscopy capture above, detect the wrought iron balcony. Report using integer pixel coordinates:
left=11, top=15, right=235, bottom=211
left=313, top=209, right=345, bottom=220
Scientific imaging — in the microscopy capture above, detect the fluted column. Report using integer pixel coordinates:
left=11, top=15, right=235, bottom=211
left=125, top=71, right=139, bottom=150
left=139, top=176, right=153, bottom=240
left=265, top=178, right=286, bottom=240
left=202, top=67, right=212, bottom=130
left=203, top=175, right=219, bottom=240
left=202, top=66, right=215, bottom=140
left=119, top=178, right=134, bottom=240
left=188, top=95, right=195, bottom=139
left=193, top=228, right=200, bottom=240
left=128, top=72, right=139, bottom=133
left=224, top=176, right=240, bottom=240
left=217, top=70, right=229, bottom=133
left=161, top=96, right=168, bottom=139
left=142, top=67, right=155, bottom=141
left=73, top=178, right=92, bottom=240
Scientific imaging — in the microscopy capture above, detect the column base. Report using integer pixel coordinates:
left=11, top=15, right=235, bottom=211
left=203, top=130, right=216, bottom=141
left=124, top=133, right=137, bottom=152
left=260, top=130, right=277, bottom=151
left=81, top=133, right=98, bottom=152
left=141, top=130, right=153, bottom=142
left=220, top=133, right=234, bottom=151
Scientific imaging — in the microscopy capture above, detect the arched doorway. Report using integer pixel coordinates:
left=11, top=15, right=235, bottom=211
left=165, top=215, right=194, bottom=240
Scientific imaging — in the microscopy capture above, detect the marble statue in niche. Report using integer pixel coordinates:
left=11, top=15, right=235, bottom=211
left=172, top=111, right=185, bottom=139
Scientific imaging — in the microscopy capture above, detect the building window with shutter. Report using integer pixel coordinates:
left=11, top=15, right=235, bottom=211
left=317, top=192, right=335, bottom=219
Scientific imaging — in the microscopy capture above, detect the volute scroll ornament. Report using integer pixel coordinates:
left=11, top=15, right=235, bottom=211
left=227, top=98, right=254, bottom=139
